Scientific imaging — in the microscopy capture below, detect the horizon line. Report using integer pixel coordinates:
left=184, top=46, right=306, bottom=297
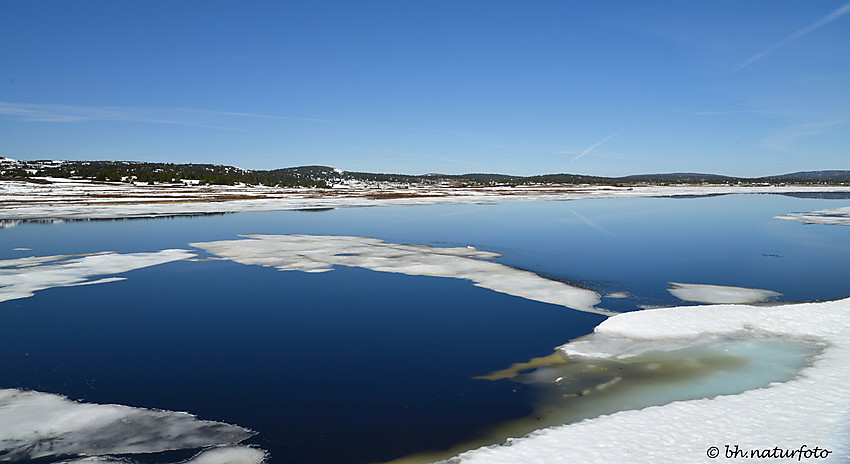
left=0, top=156, right=846, bottom=181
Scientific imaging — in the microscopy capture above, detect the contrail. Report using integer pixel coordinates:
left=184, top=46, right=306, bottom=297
left=571, top=133, right=619, bottom=163
left=737, top=2, right=850, bottom=71
left=0, top=101, right=329, bottom=128
left=569, top=209, right=617, bottom=238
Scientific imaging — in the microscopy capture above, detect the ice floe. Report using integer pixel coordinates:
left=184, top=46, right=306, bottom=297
left=603, top=291, right=630, bottom=299
left=190, top=234, right=610, bottom=315
left=667, top=282, right=782, bottom=304
left=0, top=388, right=255, bottom=461
left=54, top=445, right=267, bottom=464
left=179, top=446, right=267, bottom=464
left=0, top=249, right=195, bottom=302
left=775, top=205, right=850, bottom=226
left=448, top=297, right=850, bottom=463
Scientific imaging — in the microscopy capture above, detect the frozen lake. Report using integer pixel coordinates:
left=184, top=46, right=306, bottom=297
left=1, top=193, right=849, bottom=463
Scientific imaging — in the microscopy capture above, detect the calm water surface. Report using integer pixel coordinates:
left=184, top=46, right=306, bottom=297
left=1, top=194, right=849, bottom=463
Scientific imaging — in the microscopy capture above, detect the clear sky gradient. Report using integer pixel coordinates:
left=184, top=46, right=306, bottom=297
left=1, top=0, right=848, bottom=176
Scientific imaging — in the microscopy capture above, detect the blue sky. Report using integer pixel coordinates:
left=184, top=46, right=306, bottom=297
left=1, top=0, right=848, bottom=176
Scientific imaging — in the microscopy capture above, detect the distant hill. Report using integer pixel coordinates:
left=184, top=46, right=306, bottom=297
left=1, top=157, right=847, bottom=186
left=616, top=173, right=739, bottom=183
left=760, top=170, right=850, bottom=182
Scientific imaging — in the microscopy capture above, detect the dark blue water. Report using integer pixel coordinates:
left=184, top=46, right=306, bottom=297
left=1, top=262, right=604, bottom=463
left=1, top=194, right=849, bottom=463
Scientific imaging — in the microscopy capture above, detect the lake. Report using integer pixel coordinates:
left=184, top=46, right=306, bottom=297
left=1, top=193, right=849, bottom=463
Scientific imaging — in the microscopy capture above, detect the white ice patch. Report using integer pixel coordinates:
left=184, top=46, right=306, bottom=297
left=53, top=458, right=123, bottom=463
left=190, top=234, right=609, bottom=315
left=559, top=334, right=733, bottom=360
left=0, top=249, right=196, bottom=303
left=179, top=446, right=267, bottom=464
left=775, top=206, right=850, bottom=226
left=450, top=298, right=850, bottom=463
left=54, top=445, right=267, bottom=464
left=667, top=282, right=782, bottom=304
left=0, top=389, right=254, bottom=461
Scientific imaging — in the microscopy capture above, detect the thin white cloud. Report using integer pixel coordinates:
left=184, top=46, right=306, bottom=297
left=759, top=119, right=849, bottom=154
left=689, top=110, right=794, bottom=117
left=570, top=133, right=619, bottom=163
left=173, top=107, right=334, bottom=123
left=0, top=102, right=330, bottom=131
left=0, top=102, right=124, bottom=123
left=737, top=2, right=850, bottom=71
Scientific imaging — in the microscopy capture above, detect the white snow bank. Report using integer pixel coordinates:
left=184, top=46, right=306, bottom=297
left=3, top=180, right=850, bottom=223
left=449, top=298, right=850, bottom=463
left=0, top=249, right=195, bottom=302
left=667, top=282, right=782, bottom=304
left=0, top=388, right=254, bottom=461
left=190, top=234, right=609, bottom=315
left=775, top=206, right=850, bottom=226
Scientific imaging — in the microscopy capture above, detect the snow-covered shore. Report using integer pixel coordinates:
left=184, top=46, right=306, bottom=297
left=3, top=177, right=850, bottom=223
left=449, top=298, right=850, bottom=463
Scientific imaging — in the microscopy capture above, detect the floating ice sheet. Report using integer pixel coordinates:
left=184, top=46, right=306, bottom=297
left=0, top=388, right=255, bottom=461
left=449, top=298, right=850, bottom=463
left=667, top=282, right=782, bottom=304
left=0, top=249, right=195, bottom=303
left=190, top=234, right=609, bottom=315
left=775, top=206, right=850, bottom=226
left=180, top=446, right=267, bottom=464
left=54, top=446, right=267, bottom=464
